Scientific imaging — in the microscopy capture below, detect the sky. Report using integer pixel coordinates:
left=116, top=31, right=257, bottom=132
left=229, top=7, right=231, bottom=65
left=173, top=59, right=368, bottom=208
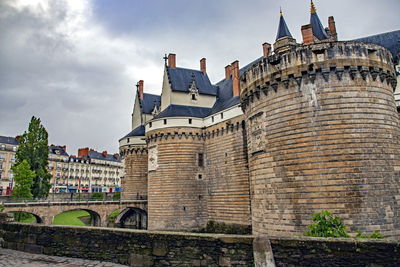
left=1, top=0, right=399, bottom=155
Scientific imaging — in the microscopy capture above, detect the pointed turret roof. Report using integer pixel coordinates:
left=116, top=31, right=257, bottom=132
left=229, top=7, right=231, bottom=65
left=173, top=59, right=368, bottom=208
left=276, top=9, right=292, bottom=41
left=309, top=0, right=328, bottom=40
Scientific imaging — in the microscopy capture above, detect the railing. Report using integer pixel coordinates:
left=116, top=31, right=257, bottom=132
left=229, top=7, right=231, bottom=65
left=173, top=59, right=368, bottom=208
left=0, top=196, right=147, bottom=205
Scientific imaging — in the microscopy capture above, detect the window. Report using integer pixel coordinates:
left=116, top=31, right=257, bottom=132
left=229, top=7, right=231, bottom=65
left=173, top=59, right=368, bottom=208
left=221, top=112, right=224, bottom=119
left=13, top=146, right=16, bottom=152
left=127, top=138, right=130, bottom=143
left=11, top=155, right=15, bottom=162
left=149, top=122, right=152, bottom=128
left=192, top=94, right=196, bottom=100
left=211, top=116, right=214, bottom=123
left=164, top=119, right=167, bottom=125
left=188, top=119, right=192, bottom=124
left=0, top=154, right=4, bottom=160
left=198, top=174, right=202, bottom=179
left=1, top=145, right=4, bottom=150
left=198, top=153, right=204, bottom=167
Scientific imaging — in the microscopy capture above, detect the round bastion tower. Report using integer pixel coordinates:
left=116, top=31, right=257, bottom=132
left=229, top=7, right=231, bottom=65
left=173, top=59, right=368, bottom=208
left=240, top=40, right=400, bottom=238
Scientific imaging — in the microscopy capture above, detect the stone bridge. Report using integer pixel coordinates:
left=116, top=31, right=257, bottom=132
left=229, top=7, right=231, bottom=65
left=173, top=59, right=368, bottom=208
left=2, top=200, right=147, bottom=228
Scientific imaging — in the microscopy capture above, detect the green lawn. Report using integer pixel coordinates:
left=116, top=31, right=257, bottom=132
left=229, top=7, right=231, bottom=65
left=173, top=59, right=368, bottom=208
left=109, top=209, right=121, bottom=222
left=52, top=210, right=91, bottom=226
left=13, top=212, right=36, bottom=223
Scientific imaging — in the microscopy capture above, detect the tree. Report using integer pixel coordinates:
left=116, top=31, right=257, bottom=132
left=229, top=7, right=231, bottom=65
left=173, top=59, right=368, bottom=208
left=11, top=160, right=35, bottom=200
left=15, top=116, right=52, bottom=199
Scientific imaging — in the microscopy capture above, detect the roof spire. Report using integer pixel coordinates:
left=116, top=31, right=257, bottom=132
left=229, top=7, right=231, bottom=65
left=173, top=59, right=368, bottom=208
left=310, top=0, right=316, bottom=14
left=276, top=8, right=292, bottom=41
left=280, top=6, right=282, bottom=17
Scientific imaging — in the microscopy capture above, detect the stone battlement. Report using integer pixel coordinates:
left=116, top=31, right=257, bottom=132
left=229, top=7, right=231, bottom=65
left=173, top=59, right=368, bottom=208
left=240, top=42, right=397, bottom=111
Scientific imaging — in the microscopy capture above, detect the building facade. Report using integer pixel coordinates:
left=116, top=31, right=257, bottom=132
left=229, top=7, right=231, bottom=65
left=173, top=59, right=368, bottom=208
left=0, top=136, right=19, bottom=196
left=120, top=1, right=400, bottom=239
left=50, top=146, right=123, bottom=194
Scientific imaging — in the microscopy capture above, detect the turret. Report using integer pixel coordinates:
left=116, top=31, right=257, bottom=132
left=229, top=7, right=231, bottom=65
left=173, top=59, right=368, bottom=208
left=273, top=9, right=297, bottom=54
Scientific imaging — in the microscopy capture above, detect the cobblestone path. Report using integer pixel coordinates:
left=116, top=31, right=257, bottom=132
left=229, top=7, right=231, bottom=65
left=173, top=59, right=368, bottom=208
left=0, top=248, right=128, bottom=267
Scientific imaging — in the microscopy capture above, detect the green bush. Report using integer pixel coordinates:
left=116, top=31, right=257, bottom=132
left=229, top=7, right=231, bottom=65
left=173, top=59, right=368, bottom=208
left=305, top=210, right=349, bottom=238
left=113, top=192, right=121, bottom=201
left=90, top=192, right=104, bottom=200
left=356, top=229, right=383, bottom=239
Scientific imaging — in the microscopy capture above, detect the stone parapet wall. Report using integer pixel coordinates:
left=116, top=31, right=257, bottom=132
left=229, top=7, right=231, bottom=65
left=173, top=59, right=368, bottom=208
left=0, top=223, right=399, bottom=266
left=0, top=223, right=253, bottom=266
left=240, top=41, right=400, bottom=238
left=120, top=145, right=148, bottom=200
left=204, top=116, right=251, bottom=226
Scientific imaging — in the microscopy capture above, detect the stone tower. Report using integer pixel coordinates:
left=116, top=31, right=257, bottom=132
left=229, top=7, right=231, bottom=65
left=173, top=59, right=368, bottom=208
left=240, top=6, right=400, bottom=238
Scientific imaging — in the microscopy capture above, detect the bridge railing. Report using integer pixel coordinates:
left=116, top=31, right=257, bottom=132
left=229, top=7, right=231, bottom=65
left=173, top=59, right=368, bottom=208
left=0, top=197, right=147, bottom=206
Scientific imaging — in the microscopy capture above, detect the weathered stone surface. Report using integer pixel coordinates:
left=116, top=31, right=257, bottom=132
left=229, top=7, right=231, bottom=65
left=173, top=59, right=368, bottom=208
left=240, top=41, right=400, bottom=239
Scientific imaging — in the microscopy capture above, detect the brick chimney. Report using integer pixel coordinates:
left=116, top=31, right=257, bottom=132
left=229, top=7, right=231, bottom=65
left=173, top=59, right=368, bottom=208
left=328, top=16, right=337, bottom=41
left=138, top=80, right=144, bottom=100
left=15, top=135, right=21, bottom=142
left=114, top=153, right=119, bottom=158
left=102, top=151, right=108, bottom=158
left=225, top=65, right=232, bottom=80
left=200, top=58, right=206, bottom=75
left=231, top=60, right=240, bottom=97
left=262, top=42, right=271, bottom=58
left=78, top=147, right=89, bottom=157
left=301, top=24, right=314, bottom=45
left=61, top=145, right=66, bottom=152
left=168, top=53, right=176, bottom=68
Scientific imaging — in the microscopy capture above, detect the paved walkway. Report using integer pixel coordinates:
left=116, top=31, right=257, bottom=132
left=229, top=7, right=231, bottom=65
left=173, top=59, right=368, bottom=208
left=0, top=248, right=128, bottom=267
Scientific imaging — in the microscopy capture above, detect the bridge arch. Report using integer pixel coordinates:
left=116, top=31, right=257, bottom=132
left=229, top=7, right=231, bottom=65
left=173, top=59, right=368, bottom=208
left=9, top=211, right=43, bottom=224
left=114, top=207, right=147, bottom=229
left=53, top=209, right=101, bottom=226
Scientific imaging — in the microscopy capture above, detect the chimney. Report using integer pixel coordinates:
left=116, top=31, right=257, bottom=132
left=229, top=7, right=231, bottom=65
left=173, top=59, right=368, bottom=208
left=102, top=151, right=108, bottom=158
left=200, top=58, right=206, bottom=75
left=15, top=135, right=21, bottom=142
left=225, top=65, right=232, bottom=80
left=78, top=147, right=89, bottom=157
left=61, top=145, right=66, bottom=152
left=231, top=60, right=240, bottom=97
left=301, top=24, right=314, bottom=45
left=138, top=80, right=144, bottom=100
left=262, top=42, right=271, bottom=58
left=114, top=153, right=119, bottom=158
left=328, top=16, right=337, bottom=41
left=168, top=53, right=176, bottom=68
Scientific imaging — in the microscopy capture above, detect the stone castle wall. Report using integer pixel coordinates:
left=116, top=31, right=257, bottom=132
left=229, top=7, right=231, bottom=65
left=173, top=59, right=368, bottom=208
left=204, top=116, right=251, bottom=226
left=240, top=41, right=400, bottom=238
left=120, top=146, right=148, bottom=199
left=146, top=128, right=207, bottom=231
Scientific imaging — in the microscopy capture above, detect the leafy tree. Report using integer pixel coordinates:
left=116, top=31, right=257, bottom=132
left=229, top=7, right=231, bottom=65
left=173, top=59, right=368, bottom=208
left=305, top=210, right=350, bottom=238
left=15, top=116, right=52, bottom=199
left=11, top=160, right=35, bottom=200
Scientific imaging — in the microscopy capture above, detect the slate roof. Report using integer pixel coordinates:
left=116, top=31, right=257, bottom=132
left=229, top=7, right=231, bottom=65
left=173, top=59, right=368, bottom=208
left=167, top=67, right=218, bottom=96
left=276, top=13, right=292, bottom=40
left=210, top=78, right=240, bottom=115
left=353, top=30, right=400, bottom=63
left=310, top=12, right=328, bottom=40
left=49, top=145, right=69, bottom=157
left=141, top=93, right=161, bottom=114
left=88, top=150, right=120, bottom=162
left=0, top=136, right=19, bottom=145
left=121, top=125, right=145, bottom=139
left=153, top=104, right=212, bottom=119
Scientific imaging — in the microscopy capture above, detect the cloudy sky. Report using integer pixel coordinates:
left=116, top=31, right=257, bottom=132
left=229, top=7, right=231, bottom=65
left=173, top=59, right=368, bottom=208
left=1, top=0, right=399, bottom=155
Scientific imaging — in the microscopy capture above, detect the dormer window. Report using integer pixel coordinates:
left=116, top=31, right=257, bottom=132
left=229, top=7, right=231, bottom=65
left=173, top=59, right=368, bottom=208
left=189, top=75, right=199, bottom=101
left=191, top=94, right=196, bottom=100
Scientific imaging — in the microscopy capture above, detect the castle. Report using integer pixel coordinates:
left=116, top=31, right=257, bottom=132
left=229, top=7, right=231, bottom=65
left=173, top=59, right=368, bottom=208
left=119, top=2, right=400, bottom=238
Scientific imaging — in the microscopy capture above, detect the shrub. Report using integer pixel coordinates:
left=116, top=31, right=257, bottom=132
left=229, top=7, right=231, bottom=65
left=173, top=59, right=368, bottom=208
left=305, top=210, right=349, bottom=238
left=90, top=192, right=104, bottom=200
left=113, top=192, right=121, bottom=201
left=355, top=230, right=383, bottom=239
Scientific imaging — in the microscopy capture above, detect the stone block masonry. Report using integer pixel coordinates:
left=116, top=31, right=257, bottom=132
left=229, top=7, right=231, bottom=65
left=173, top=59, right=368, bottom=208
left=0, top=223, right=253, bottom=266
left=0, top=222, right=399, bottom=266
